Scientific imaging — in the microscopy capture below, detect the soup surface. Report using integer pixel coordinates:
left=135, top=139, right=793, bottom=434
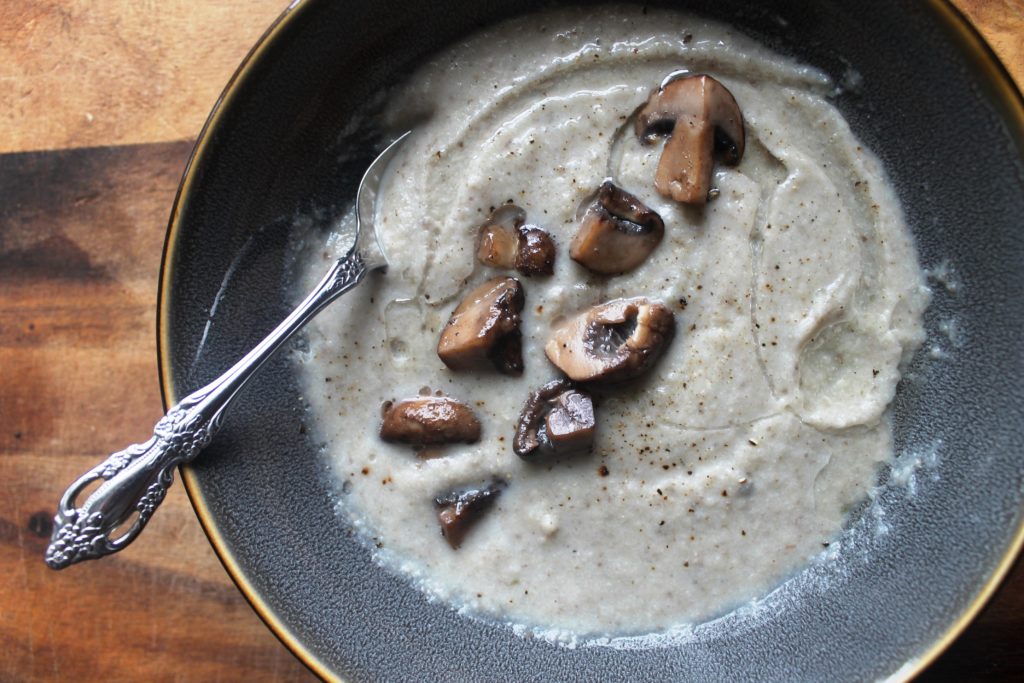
left=293, top=6, right=928, bottom=638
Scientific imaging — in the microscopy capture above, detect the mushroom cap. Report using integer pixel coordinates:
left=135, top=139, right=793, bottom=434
left=636, top=73, right=745, bottom=159
left=545, top=298, right=675, bottom=382
left=437, top=276, right=525, bottom=374
left=379, top=397, right=481, bottom=445
left=515, top=225, right=556, bottom=277
left=635, top=74, right=745, bottom=204
left=513, top=379, right=596, bottom=458
left=570, top=181, right=665, bottom=274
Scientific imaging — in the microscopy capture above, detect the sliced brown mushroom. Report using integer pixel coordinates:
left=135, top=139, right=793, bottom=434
left=545, top=298, right=675, bottom=382
left=379, top=397, right=481, bottom=445
left=570, top=181, right=664, bottom=274
left=477, top=224, right=519, bottom=270
left=476, top=204, right=526, bottom=269
left=437, top=277, right=524, bottom=375
left=514, top=379, right=595, bottom=458
left=636, top=74, right=745, bottom=204
left=435, top=481, right=504, bottom=549
left=476, top=204, right=556, bottom=277
left=514, top=226, right=556, bottom=277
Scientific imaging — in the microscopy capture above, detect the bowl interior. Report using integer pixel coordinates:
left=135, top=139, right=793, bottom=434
left=161, top=1, right=1024, bottom=680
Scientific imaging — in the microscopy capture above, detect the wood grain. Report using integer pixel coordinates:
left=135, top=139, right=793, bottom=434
left=0, top=1, right=1021, bottom=681
left=0, top=141, right=313, bottom=681
left=956, top=0, right=1024, bottom=87
left=0, top=0, right=284, bottom=154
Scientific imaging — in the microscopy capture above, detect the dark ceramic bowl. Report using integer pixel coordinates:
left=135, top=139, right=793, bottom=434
left=158, top=1, right=1024, bottom=680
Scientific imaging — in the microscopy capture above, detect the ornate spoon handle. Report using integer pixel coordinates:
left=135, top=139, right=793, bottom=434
left=45, top=248, right=369, bottom=569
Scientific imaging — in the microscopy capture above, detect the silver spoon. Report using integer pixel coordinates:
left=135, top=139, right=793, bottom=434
left=44, top=132, right=410, bottom=569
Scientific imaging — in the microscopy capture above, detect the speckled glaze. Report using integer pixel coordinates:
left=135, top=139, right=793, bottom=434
left=159, top=1, right=1024, bottom=681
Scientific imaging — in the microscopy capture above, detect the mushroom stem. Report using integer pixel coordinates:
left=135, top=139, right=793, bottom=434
left=656, top=116, right=715, bottom=203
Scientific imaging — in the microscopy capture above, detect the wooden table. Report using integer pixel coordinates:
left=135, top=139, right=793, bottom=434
left=1, top=1, right=1021, bottom=680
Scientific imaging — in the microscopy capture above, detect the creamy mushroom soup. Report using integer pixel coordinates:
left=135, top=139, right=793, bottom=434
left=292, top=6, right=928, bottom=638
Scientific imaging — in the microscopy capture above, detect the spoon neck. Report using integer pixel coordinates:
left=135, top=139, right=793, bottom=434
left=194, top=246, right=369, bottom=424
